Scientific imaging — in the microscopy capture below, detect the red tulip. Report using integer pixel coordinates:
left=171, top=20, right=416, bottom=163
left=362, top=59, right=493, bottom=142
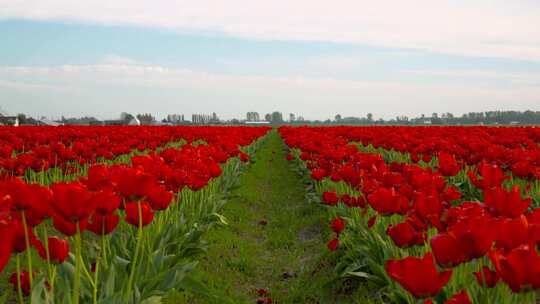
left=327, top=238, right=339, bottom=251
left=438, top=153, right=461, bottom=177
left=431, top=233, right=466, bottom=267
left=208, top=162, right=222, bottom=178
left=0, top=180, right=52, bottom=226
left=256, top=288, right=269, bottom=295
left=51, top=182, right=94, bottom=223
left=39, top=237, right=69, bottom=264
left=87, top=212, right=120, bottom=235
left=330, top=217, right=345, bottom=234
left=125, top=201, right=154, bottom=227
left=483, top=186, right=531, bottom=218
left=413, top=191, right=443, bottom=222
left=82, top=165, right=112, bottom=191
left=239, top=152, right=249, bottom=162
left=387, top=221, right=424, bottom=248
left=146, top=185, right=174, bottom=211
left=89, top=190, right=120, bottom=215
left=311, top=168, right=326, bottom=181
left=0, top=216, right=15, bottom=273
left=473, top=266, right=499, bottom=288
left=495, top=216, right=530, bottom=251
left=441, top=185, right=462, bottom=204
left=368, top=187, right=408, bottom=215
left=52, top=214, right=88, bottom=236
left=451, top=216, right=496, bottom=261
left=9, top=271, right=33, bottom=296
left=489, top=245, right=540, bottom=292
left=467, top=163, right=507, bottom=190
left=113, top=167, right=155, bottom=199
left=367, top=216, right=377, bottom=228
left=386, top=253, right=452, bottom=298
left=322, top=191, right=339, bottom=206
left=445, top=290, right=472, bottom=304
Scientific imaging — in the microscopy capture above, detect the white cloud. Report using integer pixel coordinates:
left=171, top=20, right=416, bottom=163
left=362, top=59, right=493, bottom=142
left=406, top=69, right=540, bottom=86
left=0, top=61, right=538, bottom=120
left=0, top=79, right=66, bottom=91
left=1, top=0, right=540, bottom=60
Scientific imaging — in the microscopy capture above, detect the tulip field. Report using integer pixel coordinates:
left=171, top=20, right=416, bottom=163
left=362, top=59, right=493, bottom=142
left=0, top=126, right=269, bottom=303
left=281, top=126, right=540, bottom=304
left=1, top=125, right=540, bottom=303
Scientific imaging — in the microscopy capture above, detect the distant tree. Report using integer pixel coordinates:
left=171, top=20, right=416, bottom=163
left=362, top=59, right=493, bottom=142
left=121, top=112, right=135, bottom=122
left=367, top=113, right=373, bottom=122
left=136, top=113, right=155, bottom=125
left=264, top=113, right=272, bottom=122
left=270, top=111, right=283, bottom=123
left=16, top=113, right=27, bottom=124
left=335, top=114, right=342, bottom=122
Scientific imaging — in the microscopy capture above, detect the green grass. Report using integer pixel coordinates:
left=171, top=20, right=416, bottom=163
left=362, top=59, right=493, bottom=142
left=168, top=130, right=369, bottom=303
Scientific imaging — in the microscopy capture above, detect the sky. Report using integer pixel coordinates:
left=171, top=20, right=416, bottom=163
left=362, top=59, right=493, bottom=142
left=0, top=0, right=539, bottom=120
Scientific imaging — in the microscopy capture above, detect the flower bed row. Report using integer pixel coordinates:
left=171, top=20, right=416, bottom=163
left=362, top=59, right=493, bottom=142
left=0, top=126, right=270, bottom=303
left=0, top=126, right=257, bottom=179
left=280, top=126, right=540, bottom=304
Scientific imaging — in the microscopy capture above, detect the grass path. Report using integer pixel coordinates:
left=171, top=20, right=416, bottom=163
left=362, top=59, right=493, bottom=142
left=183, top=130, right=359, bottom=303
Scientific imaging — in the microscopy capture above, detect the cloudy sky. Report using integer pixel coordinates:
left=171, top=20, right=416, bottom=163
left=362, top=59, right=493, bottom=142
left=1, top=0, right=539, bottom=120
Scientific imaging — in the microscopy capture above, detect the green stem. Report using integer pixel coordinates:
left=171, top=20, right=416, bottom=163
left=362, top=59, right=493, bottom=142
left=42, top=226, right=55, bottom=292
left=93, top=261, right=99, bottom=304
left=125, top=202, right=144, bottom=300
left=72, top=222, right=82, bottom=304
left=15, top=255, right=24, bottom=304
left=21, top=211, right=33, bottom=287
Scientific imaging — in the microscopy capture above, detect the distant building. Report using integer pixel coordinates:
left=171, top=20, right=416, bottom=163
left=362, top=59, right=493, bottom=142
left=128, top=117, right=141, bottom=126
left=0, top=116, right=19, bottom=126
left=246, top=112, right=260, bottom=122
left=38, top=118, right=62, bottom=126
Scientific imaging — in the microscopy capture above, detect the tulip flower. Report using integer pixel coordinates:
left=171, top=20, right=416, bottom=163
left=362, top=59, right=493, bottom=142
left=386, top=253, right=452, bottom=298
left=87, top=213, right=120, bottom=235
left=125, top=201, right=154, bottom=227
left=467, top=163, right=507, bottom=190
left=239, top=152, right=249, bottom=162
left=0, top=217, right=15, bottom=273
left=327, top=238, right=339, bottom=251
left=322, top=191, right=339, bottom=206
left=39, top=237, right=69, bottom=264
left=146, top=185, right=174, bottom=211
left=445, top=290, right=472, bottom=304
left=431, top=233, right=466, bottom=267
left=9, top=271, right=34, bottom=296
left=387, top=221, right=424, bottom=248
left=489, top=245, right=540, bottom=292
left=330, top=217, right=345, bottom=235
left=473, top=266, right=499, bottom=288
left=51, top=182, right=95, bottom=224
left=311, top=168, right=326, bottom=181
left=483, top=186, right=531, bottom=219
left=495, top=216, right=530, bottom=251
left=368, top=187, right=408, bottom=215
left=89, top=190, right=121, bottom=215
left=437, top=153, right=461, bottom=177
